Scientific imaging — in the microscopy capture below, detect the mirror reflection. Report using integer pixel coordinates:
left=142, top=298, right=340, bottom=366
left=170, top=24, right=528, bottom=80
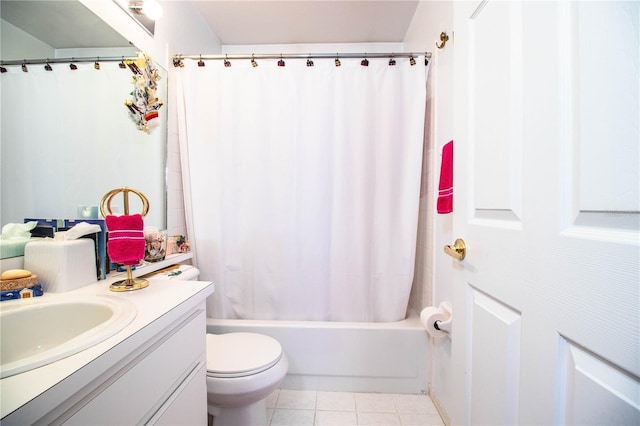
left=112, top=0, right=158, bottom=36
left=1, top=1, right=168, bottom=259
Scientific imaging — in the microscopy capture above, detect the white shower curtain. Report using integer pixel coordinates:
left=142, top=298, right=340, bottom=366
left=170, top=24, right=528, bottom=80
left=177, top=56, right=428, bottom=322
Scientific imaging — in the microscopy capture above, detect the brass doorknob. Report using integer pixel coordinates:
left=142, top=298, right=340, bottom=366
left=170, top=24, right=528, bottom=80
left=444, top=238, right=466, bottom=260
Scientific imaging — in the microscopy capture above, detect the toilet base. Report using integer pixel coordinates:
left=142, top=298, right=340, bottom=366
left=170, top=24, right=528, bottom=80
left=208, top=399, right=267, bottom=426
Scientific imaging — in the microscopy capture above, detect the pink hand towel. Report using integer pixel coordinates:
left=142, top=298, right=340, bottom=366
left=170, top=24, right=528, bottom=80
left=437, top=140, right=453, bottom=214
left=106, top=214, right=145, bottom=265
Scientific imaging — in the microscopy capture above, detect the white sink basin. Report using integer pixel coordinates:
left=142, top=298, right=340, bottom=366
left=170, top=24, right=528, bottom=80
left=0, top=295, right=137, bottom=378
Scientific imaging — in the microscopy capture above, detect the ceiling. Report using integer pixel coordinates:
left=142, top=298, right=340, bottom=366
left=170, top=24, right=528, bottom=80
left=190, top=1, right=421, bottom=45
left=1, top=1, right=420, bottom=50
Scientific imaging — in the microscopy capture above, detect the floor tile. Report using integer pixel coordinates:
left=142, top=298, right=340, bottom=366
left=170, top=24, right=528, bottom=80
left=270, top=408, right=315, bottom=426
left=357, top=411, right=401, bottom=425
left=316, top=391, right=356, bottom=412
left=399, top=413, right=445, bottom=426
left=314, top=410, right=358, bottom=426
left=355, top=393, right=396, bottom=413
left=265, top=390, right=444, bottom=426
left=392, top=394, right=438, bottom=414
left=421, top=397, right=440, bottom=415
left=276, top=389, right=317, bottom=410
left=266, top=389, right=280, bottom=409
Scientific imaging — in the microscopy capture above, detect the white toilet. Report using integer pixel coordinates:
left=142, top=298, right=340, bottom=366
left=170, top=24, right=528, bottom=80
left=205, top=332, right=289, bottom=426
left=154, top=265, right=289, bottom=426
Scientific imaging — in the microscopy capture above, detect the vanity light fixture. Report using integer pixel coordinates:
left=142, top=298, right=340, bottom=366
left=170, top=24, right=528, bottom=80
left=128, top=0, right=163, bottom=20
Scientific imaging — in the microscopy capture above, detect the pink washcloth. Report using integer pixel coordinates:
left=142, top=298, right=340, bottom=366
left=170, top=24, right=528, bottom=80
left=437, top=140, right=453, bottom=214
left=106, top=214, right=145, bottom=265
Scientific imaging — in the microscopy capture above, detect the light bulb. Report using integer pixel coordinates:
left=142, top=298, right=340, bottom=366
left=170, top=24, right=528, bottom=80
left=143, top=0, right=163, bottom=20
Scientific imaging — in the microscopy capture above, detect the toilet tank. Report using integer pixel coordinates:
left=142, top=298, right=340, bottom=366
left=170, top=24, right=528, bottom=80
left=148, top=264, right=200, bottom=281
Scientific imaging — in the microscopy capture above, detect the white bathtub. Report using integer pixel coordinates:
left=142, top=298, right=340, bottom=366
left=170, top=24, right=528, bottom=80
left=206, top=309, right=428, bottom=394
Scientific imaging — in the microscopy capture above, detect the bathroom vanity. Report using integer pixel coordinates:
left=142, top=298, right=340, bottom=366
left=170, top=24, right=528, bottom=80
left=0, top=254, right=213, bottom=425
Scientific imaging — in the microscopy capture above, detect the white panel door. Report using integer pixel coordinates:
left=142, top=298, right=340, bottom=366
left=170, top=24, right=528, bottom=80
left=449, top=1, right=639, bottom=425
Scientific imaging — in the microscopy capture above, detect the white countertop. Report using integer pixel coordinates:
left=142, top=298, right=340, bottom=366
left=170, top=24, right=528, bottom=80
left=0, top=262, right=213, bottom=419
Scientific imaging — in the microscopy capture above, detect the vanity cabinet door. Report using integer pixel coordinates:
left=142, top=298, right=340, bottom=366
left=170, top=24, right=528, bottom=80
left=63, top=309, right=206, bottom=425
left=152, top=364, right=207, bottom=425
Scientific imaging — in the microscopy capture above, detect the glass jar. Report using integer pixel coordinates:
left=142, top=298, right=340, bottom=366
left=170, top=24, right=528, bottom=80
left=144, top=229, right=167, bottom=262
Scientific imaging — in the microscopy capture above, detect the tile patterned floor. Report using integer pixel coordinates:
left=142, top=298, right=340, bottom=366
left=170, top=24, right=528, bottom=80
left=266, top=389, right=445, bottom=426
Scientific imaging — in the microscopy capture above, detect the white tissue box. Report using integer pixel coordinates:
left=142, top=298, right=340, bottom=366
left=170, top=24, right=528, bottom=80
left=24, top=239, right=97, bottom=293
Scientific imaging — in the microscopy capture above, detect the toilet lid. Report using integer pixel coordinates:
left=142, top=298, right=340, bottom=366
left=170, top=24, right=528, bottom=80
left=206, top=332, right=283, bottom=378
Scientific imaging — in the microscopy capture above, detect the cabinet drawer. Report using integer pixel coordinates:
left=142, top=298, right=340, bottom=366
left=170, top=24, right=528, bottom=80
left=153, top=364, right=207, bottom=426
left=64, top=309, right=206, bottom=425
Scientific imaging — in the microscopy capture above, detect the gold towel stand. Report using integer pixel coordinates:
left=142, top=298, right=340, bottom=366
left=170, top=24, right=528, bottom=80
left=100, top=187, right=150, bottom=292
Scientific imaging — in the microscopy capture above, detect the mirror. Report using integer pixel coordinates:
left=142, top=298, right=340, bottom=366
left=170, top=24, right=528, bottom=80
left=1, top=1, right=167, bottom=258
left=112, top=0, right=157, bottom=37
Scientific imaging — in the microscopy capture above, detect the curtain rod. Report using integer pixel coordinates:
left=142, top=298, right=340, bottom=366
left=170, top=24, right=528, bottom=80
left=0, top=56, right=137, bottom=67
left=174, top=51, right=432, bottom=62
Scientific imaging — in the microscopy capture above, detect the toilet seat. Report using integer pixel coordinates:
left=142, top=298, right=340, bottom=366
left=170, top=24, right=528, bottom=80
left=206, top=332, right=283, bottom=378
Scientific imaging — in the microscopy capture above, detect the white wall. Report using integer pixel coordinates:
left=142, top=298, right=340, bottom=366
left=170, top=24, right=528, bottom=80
left=404, top=1, right=454, bottom=424
left=222, top=42, right=403, bottom=55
